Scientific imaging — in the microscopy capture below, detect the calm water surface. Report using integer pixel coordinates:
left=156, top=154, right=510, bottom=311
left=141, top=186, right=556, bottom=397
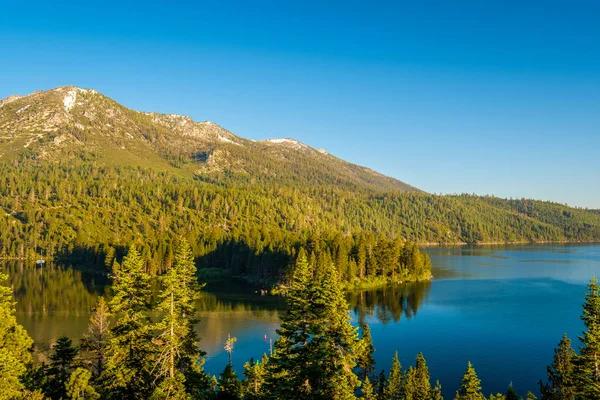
left=3, top=243, right=600, bottom=397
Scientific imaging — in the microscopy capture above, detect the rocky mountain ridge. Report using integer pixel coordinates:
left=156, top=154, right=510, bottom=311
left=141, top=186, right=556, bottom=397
left=0, top=86, right=417, bottom=192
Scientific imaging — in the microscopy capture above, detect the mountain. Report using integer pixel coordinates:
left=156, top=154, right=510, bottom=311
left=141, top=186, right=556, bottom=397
left=0, top=86, right=417, bottom=193
left=1, top=86, right=599, bottom=282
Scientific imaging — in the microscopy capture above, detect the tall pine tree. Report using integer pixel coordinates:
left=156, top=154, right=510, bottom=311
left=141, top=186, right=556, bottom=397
left=356, top=323, right=376, bottom=381
left=102, top=245, right=154, bottom=399
left=43, top=336, right=79, bottom=400
left=576, top=277, right=600, bottom=398
left=539, top=334, right=576, bottom=400
left=458, top=362, right=484, bottom=400
left=384, top=352, right=403, bottom=400
left=80, top=296, right=111, bottom=379
left=264, top=249, right=360, bottom=399
left=153, top=239, right=209, bottom=399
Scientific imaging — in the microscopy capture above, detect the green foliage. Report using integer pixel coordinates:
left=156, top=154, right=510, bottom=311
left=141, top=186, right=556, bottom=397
left=242, top=355, right=268, bottom=400
left=576, top=277, right=600, bottom=397
left=431, top=380, right=443, bottom=400
left=80, top=296, right=111, bottom=378
left=217, top=364, right=241, bottom=400
left=66, top=367, right=99, bottom=400
left=506, top=383, right=518, bottom=400
left=385, top=352, right=403, bottom=400
left=150, top=372, right=190, bottom=400
left=102, top=246, right=154, bottom=399
left=458, top=362, right=484, bottom=400
left=43, top=336, right=79, bottom=400
left=539, top=334, right=576, bottom=400
left=403, top=353, right=432, bottom=400
left=361, top=375, right=377, bottom=400
left=154, top=239, right=209, bottom=397
left=0, top=272, right=34, bottom=399
left=356, top=323, right=376, bottom=380
left=264, top=250, right=361, bottom=399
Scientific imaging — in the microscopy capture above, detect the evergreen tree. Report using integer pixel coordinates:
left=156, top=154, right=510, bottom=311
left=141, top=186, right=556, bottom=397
left=0, top=272, right=34, bottom=399
left=430, top=380, right=444, bottom=400
left=44, top=336, right=79, bottom=400
left=376, top=370, right=386, bottom=400
left=264, top=249, right=360, bottom=399
left=217, top=364, right=241, bottom=400
left=356, top=323, right=376, bottom=380
left=150, top=372, right=190, bottom=400
left=505, top=383, right=518, bottom=400
left=102, top=245, right=154, bottom=399
left=153, top=239, right=209, bottom=398
left=385, top=352, right=403, bottom=400
left=576, top=277, right=600, bottom=398
left=66, top=368, right=100, bottom=400
left=539, top=334, right=576, bottom=400
left=404, top=353, right=431, bottom=400
left=242, top=354, right=268, bottom=400
left=80, top=296, right=111, bottom=379
left=458, top=362, right=484, bottom=400
left=361, top=375, right=377, bottom=400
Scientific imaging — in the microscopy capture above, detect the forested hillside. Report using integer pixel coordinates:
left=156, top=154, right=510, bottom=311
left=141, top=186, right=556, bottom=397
left=0, top=86, right=599, bottom=286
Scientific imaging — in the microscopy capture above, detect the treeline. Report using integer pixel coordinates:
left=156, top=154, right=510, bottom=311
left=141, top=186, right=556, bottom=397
left=3, top=242, right=600, bottom=399
left=1, top=160, right=599, bottom=278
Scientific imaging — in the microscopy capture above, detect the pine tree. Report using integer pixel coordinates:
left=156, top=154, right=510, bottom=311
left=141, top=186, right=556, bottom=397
left=150, top=372, right=190, bottom=400
left=264, top=249, right=360, bottom=399
left=357, top=323, right=376, bottom=380
left=153, top=239, right=209, bottom=399
left=404, top=353, right=431, bottom=400
left=66, top=368, right=100, bottom=400
left=376, top=370, right=386, bottom=400
left=385, top=352, right=402, bottom=400
left=44, top=336, right=79, bottom=400
left=0, top=272, right=34, bottom=399
left=539, top=334, right=576, bottom=400
left=505, top=383, right=518, bottom=400
left=217, top=364, right=241, bottom=400
left=576, top=277, right=600, bottom=398
left=80, top=296, right=111, bottom=379
left=361, top=375, right=377, bottom=400
left=102, top=245, right=154, bottom=399
left=431, top=380, right=444, bottom=400
left=242, top=354, right=268, bottom=400
left=458, top=362, right=484, bottom=400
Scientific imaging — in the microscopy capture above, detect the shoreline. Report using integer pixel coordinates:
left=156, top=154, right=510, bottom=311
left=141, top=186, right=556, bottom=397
left=419, top=240, right=600, bottom=247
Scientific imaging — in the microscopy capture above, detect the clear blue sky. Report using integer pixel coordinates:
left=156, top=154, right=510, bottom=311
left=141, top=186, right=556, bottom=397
left=1, top=0, right=598, bottom=207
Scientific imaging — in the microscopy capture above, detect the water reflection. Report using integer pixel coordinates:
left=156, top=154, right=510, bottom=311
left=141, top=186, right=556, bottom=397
left=348, top=281, right=431, bottom=325
left=4, top=261, right=106, bottom=315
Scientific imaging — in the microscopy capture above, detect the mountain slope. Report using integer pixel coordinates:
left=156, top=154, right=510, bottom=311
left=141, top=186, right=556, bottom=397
left=0, top=86, right=418, bottom=192
left=0, top=86, right=599, bottom=281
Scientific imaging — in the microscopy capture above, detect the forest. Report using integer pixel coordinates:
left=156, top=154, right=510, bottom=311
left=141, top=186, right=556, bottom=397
left=1, top=157, right=599, bottom=287
left=1, top=241, right=598, bottom=399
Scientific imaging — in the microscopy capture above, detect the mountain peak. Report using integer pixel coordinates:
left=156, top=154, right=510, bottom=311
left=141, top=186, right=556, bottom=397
left=0, top=85, right=418, bottom=192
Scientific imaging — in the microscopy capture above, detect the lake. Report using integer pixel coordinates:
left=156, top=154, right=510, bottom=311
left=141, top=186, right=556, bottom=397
left=3, top=243, right=600, bottom=397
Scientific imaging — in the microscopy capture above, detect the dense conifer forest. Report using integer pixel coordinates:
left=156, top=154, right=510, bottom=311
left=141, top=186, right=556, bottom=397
left=2, top=243, right=600, bottom=399
left=1, top=157, right=598, bottom=288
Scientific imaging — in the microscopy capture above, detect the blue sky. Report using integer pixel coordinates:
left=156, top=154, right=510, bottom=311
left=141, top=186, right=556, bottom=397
left=1, top=0, right=599, bottom=207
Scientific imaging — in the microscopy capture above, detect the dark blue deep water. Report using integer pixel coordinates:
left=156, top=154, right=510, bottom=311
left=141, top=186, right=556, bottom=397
left=5, top=243, right=600, bottom=397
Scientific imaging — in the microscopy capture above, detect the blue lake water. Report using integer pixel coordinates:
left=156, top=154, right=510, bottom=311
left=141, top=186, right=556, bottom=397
left=4, top=243, right=600, bottom=397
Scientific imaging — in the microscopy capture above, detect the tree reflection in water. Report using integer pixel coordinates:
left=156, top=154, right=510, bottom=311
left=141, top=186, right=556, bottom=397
left=347, top=281, right=431, bottom=326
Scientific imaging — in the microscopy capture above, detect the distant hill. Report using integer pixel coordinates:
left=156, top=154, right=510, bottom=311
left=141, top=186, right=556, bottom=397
left=1, top=86, right=599, bottom=280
